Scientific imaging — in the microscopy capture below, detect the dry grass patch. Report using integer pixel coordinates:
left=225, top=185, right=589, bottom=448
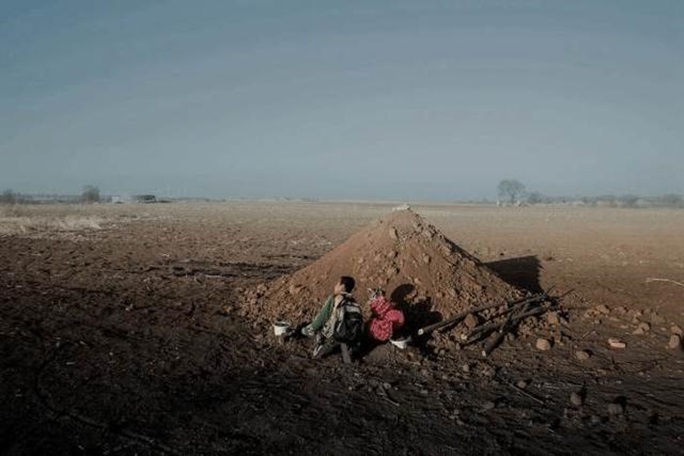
left=0, top=205, right=107, bottom=236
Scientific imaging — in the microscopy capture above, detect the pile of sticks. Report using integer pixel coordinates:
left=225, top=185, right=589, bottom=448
left=417, top=289, right=561, bottom=357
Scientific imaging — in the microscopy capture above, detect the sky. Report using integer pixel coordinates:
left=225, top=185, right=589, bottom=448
left=1, top=0, right=682, bottom=200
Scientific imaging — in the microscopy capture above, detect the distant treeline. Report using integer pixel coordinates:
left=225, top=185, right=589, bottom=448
left=0, top=190, right=204, bottom=205
left=0, top=190, right=153, bottom=205
left=1, top=188, right=683, bottom=208
left=520, top=192, right=683, bottom=208
left=0, top=191, right=79, bottom=205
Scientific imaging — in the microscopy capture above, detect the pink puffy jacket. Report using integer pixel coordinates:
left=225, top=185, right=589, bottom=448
left=369, top=296, right=405, bottom=342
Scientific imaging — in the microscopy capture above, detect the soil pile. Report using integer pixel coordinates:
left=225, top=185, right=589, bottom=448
left=241, top=208, right=523, bottom=329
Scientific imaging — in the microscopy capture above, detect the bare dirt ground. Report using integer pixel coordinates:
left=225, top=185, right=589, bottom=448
left=1, top=202, right=683, bottom=455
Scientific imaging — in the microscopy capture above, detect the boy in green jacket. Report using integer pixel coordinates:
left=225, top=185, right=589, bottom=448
left=301, top=276, right=359, bottom=358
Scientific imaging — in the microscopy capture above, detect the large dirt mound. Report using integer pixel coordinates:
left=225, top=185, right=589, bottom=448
left=242, top=208, right=523, bottom=329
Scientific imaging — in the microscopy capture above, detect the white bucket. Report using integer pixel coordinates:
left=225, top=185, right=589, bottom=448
left=273, top=321, right=291, bottom=336
left=390, top=336, right=411, bottom=350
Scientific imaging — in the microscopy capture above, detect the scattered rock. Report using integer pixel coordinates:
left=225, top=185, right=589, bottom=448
left=388, top=228, right=398, bottom=240
left=575, top=350, right=591, bottom=361
left=589, top=415, right=602, bottom=425
left=671, top=325, right=683, bottom=336
left=536, top=338, right=552, bottom=351
left=668, top=334, right=682, bottom=350
left=461, top=364, right=470, bottom=373
left=607, top=402, right=624, bottom=416
left=419, top=389, right=429, bottom=396
left=570, top=392, right=584, bottom=407
left=546, top=312, right=560, bottom=326
left=481, top=401, right=496, bottom=411
left=595, top=304, right=611, bottom=315
left=613, top=306, right=628, bottom=315
left=516, top=380, right=528, bottom=390
left=463, top=313, right=480, bottom=330
left=632, top=322, right=651, bottom=335
left=608, top=338, right=626, bottom=349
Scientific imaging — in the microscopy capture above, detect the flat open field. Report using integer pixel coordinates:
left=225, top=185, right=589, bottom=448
left=1, top=202, right=683, bottom=455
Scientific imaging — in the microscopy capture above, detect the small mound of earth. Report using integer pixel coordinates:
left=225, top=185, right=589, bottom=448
left=241, top=208, right=523, bottom=333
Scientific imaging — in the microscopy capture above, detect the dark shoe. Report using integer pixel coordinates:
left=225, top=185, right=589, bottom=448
left=312, top=338, right=338, bottom=359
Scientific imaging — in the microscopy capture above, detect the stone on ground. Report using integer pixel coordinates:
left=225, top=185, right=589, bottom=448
left=575, top=350, right=591, bottom=361
left=633, top=322, right=651, bottom=335
left=608, top=338, right=626, bottom=349
left=607, top=402, right=625, bottom=416
left=536, top=338, right=552, bottom=351
left=570, top=392, right=584, bottom=407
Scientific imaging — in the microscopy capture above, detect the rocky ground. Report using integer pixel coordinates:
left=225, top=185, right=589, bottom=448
left=1, top=202, right=683, bottom=455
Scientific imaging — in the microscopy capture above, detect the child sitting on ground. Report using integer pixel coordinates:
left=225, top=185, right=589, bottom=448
left=367, top=289, right=405, bottom=342
left=301, top=276, right=363, bottom=359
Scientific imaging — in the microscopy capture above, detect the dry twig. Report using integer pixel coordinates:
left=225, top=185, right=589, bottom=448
left=646, top=278, right=684, bottom=288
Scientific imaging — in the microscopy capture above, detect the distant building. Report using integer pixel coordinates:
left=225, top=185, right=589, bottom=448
left=132, top=194, right=157, bottom=203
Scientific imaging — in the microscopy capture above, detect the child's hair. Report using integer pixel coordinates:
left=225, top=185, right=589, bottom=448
left=339, top=276, right=356, bottom=293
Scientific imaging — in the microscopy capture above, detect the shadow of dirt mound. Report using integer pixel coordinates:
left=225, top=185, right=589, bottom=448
left=390, top=283, right=415, bottom=304
left=393, top=295, right=442, bottom=336
left=485, top=255, right=543, bottom=293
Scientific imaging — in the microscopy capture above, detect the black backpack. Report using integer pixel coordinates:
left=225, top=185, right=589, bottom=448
left=333, top=299, right=364, bottom=344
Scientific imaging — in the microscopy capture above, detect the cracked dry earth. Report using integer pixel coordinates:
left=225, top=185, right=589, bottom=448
left=1, top=202, right=683, bottom=455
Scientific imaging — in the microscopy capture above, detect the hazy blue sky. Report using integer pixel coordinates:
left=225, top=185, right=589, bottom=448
left=1, top=1, right=682, bottom=200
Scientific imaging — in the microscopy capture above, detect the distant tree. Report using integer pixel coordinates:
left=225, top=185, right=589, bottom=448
left=659, top=194, right=683, bottom=208
left=1, top=189, right=17, bottom=205
left=81, top=185, right=100, bottom=203
left=619, top=194, right=639, bottom=208
left=526, top=191, right=544, bottom=205
left=497, top=179, right=526, bottom=205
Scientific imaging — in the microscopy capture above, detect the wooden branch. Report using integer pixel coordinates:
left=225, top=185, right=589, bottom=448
left=509, top=381, right=544, bottom=405
left=416, top=293, right=547, bottom=336
left=482, top=299, right=536, bottom=358
left=462, top=303, right=553, bottom=342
